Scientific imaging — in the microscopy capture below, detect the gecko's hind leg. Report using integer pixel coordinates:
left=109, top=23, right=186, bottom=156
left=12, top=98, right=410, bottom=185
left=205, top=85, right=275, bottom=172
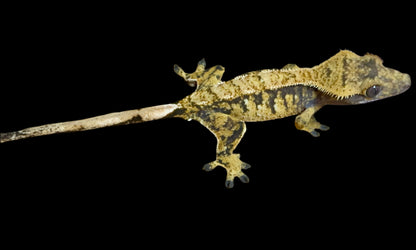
left=197, top=112, right=250, bottom=188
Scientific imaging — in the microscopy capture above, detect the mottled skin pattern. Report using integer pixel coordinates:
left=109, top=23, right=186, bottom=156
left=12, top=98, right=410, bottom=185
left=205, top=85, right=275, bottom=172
left=171, top=50, right=410, bottom=188
left=1, top=50, right=411, bottom=188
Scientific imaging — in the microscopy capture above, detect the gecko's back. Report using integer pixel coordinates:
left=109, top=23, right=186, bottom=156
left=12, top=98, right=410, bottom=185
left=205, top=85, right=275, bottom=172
left=179, top=62, right=325, bottom=122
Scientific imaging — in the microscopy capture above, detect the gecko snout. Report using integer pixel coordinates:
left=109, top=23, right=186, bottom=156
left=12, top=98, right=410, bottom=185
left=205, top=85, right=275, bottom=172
left=402, top=73, right=411, bottom=92
left=381, top=69, right=411, bottom=98
left=393, top=72, right=411, bottom=97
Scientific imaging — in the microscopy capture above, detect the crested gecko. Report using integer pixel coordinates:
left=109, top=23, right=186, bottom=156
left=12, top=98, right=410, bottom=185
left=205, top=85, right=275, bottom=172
left=1, top=50, right=411, bottom=188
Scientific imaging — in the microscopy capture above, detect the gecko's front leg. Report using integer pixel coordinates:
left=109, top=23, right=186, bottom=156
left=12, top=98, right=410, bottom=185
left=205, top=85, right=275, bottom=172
left=196, top=111, right=250, bottom=188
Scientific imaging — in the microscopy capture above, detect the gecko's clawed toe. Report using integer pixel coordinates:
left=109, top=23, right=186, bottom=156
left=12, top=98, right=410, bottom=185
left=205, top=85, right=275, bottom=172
left=198, top=58, right=206, bottom=67
left=238, top=174, right=250, bottom=184
left=319, top=124, right=330, bottom=131
left=202, top=162, right=217, bottom=172
left=241, top=162, right=251, bottom=170
left=310, top=130, right=320, bottom=137
left=173, top=64, right=180, bottom=73
left=225, top=180, right=234, bottom=189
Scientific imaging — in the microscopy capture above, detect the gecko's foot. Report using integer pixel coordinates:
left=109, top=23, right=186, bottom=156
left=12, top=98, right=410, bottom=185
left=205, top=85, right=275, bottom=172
left=173, top=59, right=207, bottom=88
left=203, top=154, right=250, bottom=188
left=296, top=116, right=330, bottom=137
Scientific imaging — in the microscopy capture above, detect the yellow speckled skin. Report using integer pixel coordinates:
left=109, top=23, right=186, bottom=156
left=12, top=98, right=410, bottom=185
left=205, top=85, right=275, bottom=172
left=172, top=50, right=410, bottom=187
left=1, top=50, right=411, bottom=188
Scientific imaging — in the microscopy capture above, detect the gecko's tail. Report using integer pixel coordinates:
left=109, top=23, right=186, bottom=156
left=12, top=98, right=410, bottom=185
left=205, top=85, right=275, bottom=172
left=0, top=104, right=180, bottom=143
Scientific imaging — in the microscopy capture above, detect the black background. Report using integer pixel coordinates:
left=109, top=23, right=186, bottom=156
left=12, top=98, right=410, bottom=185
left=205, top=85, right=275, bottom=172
left=1, top=2, right=414, bottom=247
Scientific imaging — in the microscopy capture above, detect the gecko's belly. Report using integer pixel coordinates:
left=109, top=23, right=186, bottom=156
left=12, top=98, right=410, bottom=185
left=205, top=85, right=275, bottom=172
left=212, top=86, right=318, bottom=122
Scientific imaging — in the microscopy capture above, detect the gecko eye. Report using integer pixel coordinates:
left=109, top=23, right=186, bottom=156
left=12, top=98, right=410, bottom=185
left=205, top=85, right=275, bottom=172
left=366, top=85, right=381, bottom=98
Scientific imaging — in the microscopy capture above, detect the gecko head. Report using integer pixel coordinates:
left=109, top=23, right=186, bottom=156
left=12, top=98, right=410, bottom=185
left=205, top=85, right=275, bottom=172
left=341, top=51, right=411, bottom=104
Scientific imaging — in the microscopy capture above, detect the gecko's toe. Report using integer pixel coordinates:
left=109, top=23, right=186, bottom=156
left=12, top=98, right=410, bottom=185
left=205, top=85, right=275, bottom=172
left=202, top=163, right=214, bottom=172
left=241, top=162, right=251, bottom=170
left=202, top=161, right=218, bottom=172
left=310, top=130, right=320, bottom=137
left=319, top=124, right=330, bottom=131
left=225, top=180, right=234, bottom=189
left=173, top=64, right=181, bottom=73
left=238, top=174, right=250, bottom=184
left=198, top=58, right=206, bottom=67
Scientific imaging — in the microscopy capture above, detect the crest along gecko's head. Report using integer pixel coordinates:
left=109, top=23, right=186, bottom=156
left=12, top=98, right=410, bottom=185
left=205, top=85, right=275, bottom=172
left=341, top=51, right=411, bottom=104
